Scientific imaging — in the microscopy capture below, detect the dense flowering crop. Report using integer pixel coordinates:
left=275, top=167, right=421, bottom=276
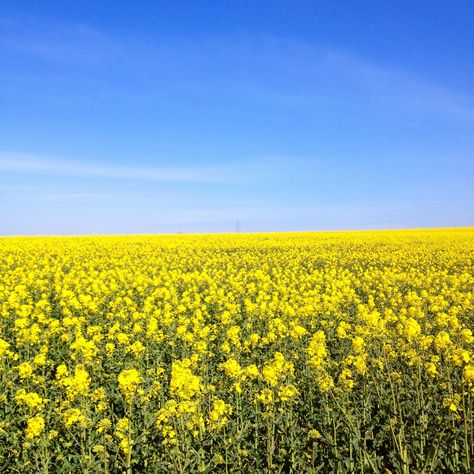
left=0, top=228, right=473, bottom=472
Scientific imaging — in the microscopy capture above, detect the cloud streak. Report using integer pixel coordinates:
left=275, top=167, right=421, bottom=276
left=0, top=151, right=244, bottom=183
left=2, top=19, right=473, bottom=121
left=322, top=50, right=474, bottom=121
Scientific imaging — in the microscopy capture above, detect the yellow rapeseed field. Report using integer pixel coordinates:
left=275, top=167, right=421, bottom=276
left=0, top=228, right=473, bottom=473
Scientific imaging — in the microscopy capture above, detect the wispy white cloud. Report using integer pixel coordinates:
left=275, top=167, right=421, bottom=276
left=0, top=151, right=245, bottom=183
left=2, top=17, right=473, bottom=121
left=0, top=20, right=124, bottom=65
left=322, top=50, right=474, bottom=121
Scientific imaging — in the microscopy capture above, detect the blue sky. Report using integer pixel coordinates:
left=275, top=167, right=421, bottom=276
left=1, top=1, right=473, bottom=235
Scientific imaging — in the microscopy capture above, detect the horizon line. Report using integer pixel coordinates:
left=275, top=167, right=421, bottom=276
left=1, top=224, right=473, bottom=239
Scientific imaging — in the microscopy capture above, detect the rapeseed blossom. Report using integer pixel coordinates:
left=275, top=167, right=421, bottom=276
left=118, top=369, right=141, bottom=401
left=25, top=416, right=45, bottom=439
left=15, top=390, right=44, bottom=410
left=60, top=365, right=91, bottom=399
left=0, top=229, right=472, bottom=472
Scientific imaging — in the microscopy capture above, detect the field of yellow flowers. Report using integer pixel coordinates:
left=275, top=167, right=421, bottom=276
left=0, top=228, right=473, bottom=473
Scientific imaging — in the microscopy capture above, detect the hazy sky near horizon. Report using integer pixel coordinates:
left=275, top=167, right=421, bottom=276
left=1, top=1, right=473, bottom=235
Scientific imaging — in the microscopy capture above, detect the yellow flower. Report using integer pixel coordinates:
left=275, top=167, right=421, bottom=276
left=0, top=338, right=10, bottom=357
left=127, top=341, right=145, bottom=357
left=255, top=389, right=273, bottom=405
left=92, top=444, right=106, bottom=454
left=226, top=326, right=241, bottom=346
left=55, top=364, right=68, bottom=379
left=105, top=343, right=115, bottom=356
left=64, top=408, right=88, bottom=428
left=460, top=329, right=473, bottom=343
left=434, top=331, right=451, bottom=351
left=352, top=336, right=365, bottom=353
left=278, top=384, right=299, bottom=402
left=34, top=353, right=47, bottom=366
left=443, top=394, right=461, bottom=413
left=244, top=364, right=259, bottom=378
left=289, top=324, right=307, bottom=339
left=208, top=399, right=232, bottom=430
left=15, top=389, right=44, bottom=410
left=118, top=369, right=142, bottom=401
left=17, top=362, right=34, bottom=379
left=97, top=418, right=112, bottom=433
left=170, top=360, right=201, bottom=400
left=249, top=333, right=260, bottom=346
left=60, top=365, right=91, bottom=399
left=120, top=438, right=130, bottom=455
left=425, top=362, right=438, bottom=377
left=70, top=336, right=98, bottom=361
left=115, top=417, right=130, bottom=438
left=316, top=372, right=334, bottom=392
left=307, top=331, right=328, bottom=368
left=464, top=365, right=474, bottom=384
left=25, top=415, right=45, bottom=439
left=220, top=359, right=243, bottom=378
left=262, top=365, right=278, bottom=387
left=220, top=341, right=231, bottom=354
left=336, top=322, right=351, bottom=339
left=262, top=352, right=294, bottom=386
left=353, top=355, right=368, bottom=376
left=339, top=368, right=355, bottom=389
